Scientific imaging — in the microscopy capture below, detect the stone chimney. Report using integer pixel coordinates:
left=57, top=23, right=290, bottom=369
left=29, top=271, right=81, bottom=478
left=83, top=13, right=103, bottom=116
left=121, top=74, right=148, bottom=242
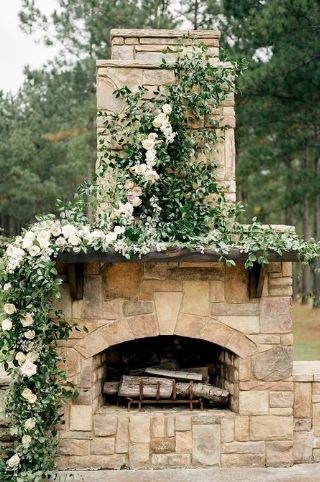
left=96, top=29, right=236, bottom=202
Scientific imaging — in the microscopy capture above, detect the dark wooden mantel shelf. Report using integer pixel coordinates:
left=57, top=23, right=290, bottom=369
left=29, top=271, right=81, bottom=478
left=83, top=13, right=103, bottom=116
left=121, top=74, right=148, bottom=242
left=56, top=248, right=299, bottom=301
left=56, top=247, right=299, bottom=264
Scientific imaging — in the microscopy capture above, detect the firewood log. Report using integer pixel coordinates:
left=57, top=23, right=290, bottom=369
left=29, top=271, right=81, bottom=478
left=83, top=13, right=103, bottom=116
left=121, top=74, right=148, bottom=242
left=176, top=382, right=229, bottom=405
left=145, top=367, right=203, bottom=381
left=103, top=381, right=120, bottom=396
left=118, top=375, right=173, bottom=398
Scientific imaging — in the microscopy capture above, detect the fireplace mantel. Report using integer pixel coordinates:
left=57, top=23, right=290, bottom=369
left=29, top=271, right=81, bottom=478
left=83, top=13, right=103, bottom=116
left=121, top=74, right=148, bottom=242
left=55, top=247, right=298, bottom=301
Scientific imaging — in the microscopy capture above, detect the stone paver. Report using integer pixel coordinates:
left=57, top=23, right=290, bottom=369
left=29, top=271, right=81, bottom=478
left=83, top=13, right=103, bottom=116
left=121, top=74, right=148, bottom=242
left=58, top=464, right=320, bottom=482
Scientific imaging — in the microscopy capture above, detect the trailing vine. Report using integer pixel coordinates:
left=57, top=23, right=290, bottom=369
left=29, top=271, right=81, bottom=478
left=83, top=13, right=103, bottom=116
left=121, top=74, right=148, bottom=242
left=0, top=43, right=319, bottom=481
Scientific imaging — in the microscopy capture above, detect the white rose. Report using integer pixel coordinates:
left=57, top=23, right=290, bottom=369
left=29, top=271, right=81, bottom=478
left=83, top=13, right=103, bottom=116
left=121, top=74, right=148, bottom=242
left=114, top=226, right=125, bottom=235
left=22, top=434, right=32, bottom=446
left=7, top=454, right=20, bottom=468
left=36, top=230, right=51, bottom=248
left=148, top=132, right=158, bottom=141
left=21, top=313, right=33, bottom=327
left=24, top=418, right=36, bottom=430
left=2, top=319, right=12, bottom=331
left=22, top=388, right=37, bottom=404
left=132, top=197, right=142, bottom=207
left=105, top=232, right=118, bottom=243
left=152, top=117, right=162, bottom=128
left=4, top=303, right=16, bottom=315
left=157, top=112, right=168, bottom=124
left=162, top=103, right=172, bottom=114
left=3, top=283, right=11, bottom=291
left=50, top=223, right=61, bottom=237
left=145, top=169, right=160, bottom=182
left=55, top=236, right=67, bottom=247
left=26, top=351, right=38, bottom=362
left=68, top=234, right=81, bottom=246
left=125, top=179, right=135, bottom=189
left=24, top=330, right=35, bottom=340
left=15, top=352, right=26, bottom=364
left=62, top=224, right=77, bottom=239
left=142, top=138, right=155, bottom=150
left=28, top=245, right=41, bottom=257
left=132, top=186, right=143, bottom=196
left=22, top=232, right=35, bottom=250
left=20, top=361, right=37, bottom=378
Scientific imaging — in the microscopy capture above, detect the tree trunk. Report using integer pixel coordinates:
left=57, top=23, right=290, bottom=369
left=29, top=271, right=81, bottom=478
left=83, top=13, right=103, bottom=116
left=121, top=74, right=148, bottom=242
left=314, top=155, right=320, bottom=307
left=301, top=157, right=312, bottom=304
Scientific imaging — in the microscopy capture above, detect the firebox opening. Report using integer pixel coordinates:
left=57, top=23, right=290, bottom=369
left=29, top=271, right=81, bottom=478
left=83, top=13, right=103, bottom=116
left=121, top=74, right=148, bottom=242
left=101, top=336, right=238, bottom=411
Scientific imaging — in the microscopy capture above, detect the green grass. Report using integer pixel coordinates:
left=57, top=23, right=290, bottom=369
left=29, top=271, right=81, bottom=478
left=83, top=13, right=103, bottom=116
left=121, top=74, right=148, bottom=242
left=293, top=304, right=320, bottom=360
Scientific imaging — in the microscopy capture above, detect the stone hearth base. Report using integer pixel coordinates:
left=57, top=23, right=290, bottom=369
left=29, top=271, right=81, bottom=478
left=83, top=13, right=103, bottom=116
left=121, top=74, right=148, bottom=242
left=58, top=406, right=294, bottom=470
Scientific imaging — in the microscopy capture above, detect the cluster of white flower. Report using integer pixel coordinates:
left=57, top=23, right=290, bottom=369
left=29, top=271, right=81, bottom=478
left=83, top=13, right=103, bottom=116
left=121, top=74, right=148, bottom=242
left=21, top=388, right=37, bottom=404
left=7, top=453, right=20, bottom=468
left=153, top=104, right=176, bottom=143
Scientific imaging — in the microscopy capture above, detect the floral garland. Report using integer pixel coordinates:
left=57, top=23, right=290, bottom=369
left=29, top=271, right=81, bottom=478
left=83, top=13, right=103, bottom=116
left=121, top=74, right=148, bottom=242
left=1, top=43, right=320, bottom=481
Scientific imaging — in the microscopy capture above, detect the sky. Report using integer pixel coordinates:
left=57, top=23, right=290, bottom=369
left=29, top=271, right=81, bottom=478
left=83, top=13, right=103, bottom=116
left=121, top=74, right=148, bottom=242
left=0, top=0, right=58, bottom=93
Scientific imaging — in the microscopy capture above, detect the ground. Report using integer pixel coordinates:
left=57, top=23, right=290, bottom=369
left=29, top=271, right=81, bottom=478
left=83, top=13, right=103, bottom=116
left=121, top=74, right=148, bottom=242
left=293, top=304, right=320, bottom=360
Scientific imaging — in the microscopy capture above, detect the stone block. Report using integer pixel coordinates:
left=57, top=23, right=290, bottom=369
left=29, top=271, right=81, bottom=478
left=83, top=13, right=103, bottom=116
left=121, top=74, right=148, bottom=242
left=222, top=441, right=265, bottom=454
left=59, top=439, right=90, bottom=456
left=129, top=443, right=150, bottom=469
left=313, top=403, right=320, bottom=436
left=240, top=381, right=293, bottom=391
left=221, top=453, right=265, bottom=467
left=103, top=263, right=143, bottom=299
left=235, top=416, right=249, bottom=441
left=144, top=263, right=167, bottom=279
left=166, top=415, right=175, bottom=437
left=93, top=413, right=117, bottom=436
left=260, top=297, right=292, bottom=333
left=294, top=382, right=312, bottom=418
left=143, top=69, right=175, bottom=85
left=176, top=431, right=192, bottom=453
left=126, top=314, right=159, bottom=339
left=282, top=263, right=293, bottom=277
left=58, top=453, right=127, bottom=470
left=91, top=437, right=115, bottom=455
left=294, top=418, right=311, bottom=432
left=111, top=45, right=134, bottom=60
left=82, top=276, right=104, bottom=319
left=150, top=437, right=175, bottom=454
left=270, top=408, right=293, bottom=416
left=123, top=301, right=153, bottom=316
left=216, top=316, right=260, bottom=334
left=221, top=417, right=234, bottom=442
left=151, top=414, right=165, bottom=438
left=210, top=281, right=225, bottom=302
left=175, top=313, right=207, bottom=339
left=101, top=300, right=124, bottom=319
left=129, top=415, right=150, bottom=443
left=293, top=431, right=313, bottom=463
left=69, top=406, right=92, bottom=431
left=314, top=449, right=320, bottom=462
left=115, top=416, right=129, bottom=453
left=266, top=441, right=293, bottom=467
left=269, top=286, right=293, bottom=297
left=192, top=425, right=220, bottom=466
left=281, top=334, right=294, bottom=345
left=139, top=279, right=182, bottom=300
left=65, top=348, right=81, bottom=378
left=239, top=391, right=269, bottom=415
left=253, top=346, right=292, bottom=381
left=239, top=359, right=251, bottom=381
left=250, top=416, right=293, bottom=441
left=175, top=414, right=191, bottom=431
left=224, top=264, right=248, bottom=303
left=182, top=281, right=210, bottom=315
left=151, top=453, right=191, bottom=468
left=211, top=303, right=259, bottom=316
left=97, top=76, right=125, bottom=113
left=271, top=392, right=293, bottom=410
left=154, top=291, right=183, bottom=334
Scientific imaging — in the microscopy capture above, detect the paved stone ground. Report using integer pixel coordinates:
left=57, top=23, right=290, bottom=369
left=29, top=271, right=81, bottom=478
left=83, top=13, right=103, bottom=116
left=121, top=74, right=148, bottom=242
left=58, top=464, right=320, bottom=482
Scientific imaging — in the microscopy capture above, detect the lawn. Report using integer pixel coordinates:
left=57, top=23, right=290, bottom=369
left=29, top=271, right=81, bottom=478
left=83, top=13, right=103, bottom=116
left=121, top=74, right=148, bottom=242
left=293, top=303, right=320, bottom=360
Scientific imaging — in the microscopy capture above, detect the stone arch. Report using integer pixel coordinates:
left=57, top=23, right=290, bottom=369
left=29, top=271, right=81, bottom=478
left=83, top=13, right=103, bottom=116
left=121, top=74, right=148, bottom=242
left=74, top=313, right=257, bottom=360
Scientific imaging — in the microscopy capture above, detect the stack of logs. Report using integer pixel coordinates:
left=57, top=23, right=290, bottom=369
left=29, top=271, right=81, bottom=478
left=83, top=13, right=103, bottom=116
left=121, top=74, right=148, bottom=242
left=103, top=367, right=229, bottom=407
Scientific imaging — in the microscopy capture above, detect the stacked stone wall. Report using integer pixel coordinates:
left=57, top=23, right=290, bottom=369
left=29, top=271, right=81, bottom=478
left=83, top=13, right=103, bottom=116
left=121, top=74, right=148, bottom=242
left=55, top=259, right=296, bottom=469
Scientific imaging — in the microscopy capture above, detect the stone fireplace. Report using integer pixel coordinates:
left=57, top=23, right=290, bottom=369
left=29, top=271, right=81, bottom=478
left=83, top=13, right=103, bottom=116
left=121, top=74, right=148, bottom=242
left=56, top=28, right=296, bottom=470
